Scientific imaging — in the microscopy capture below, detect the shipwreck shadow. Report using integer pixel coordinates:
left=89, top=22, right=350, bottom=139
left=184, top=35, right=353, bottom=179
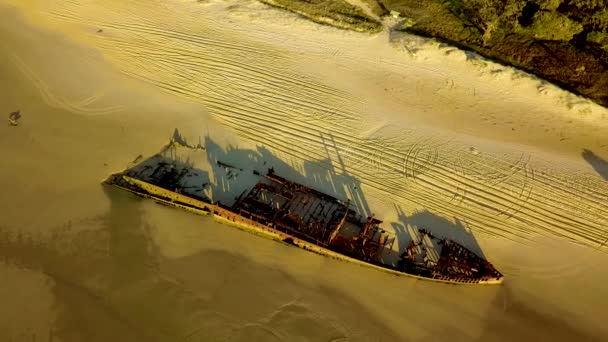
left=124, top=143, right=212, bottom=202
left=115, top=128, right=500, bottom=270
left=391, top=206, right=486, bottom=260
left=171, top=128, right=204, bottom=150
left=582, top=149, right=608, bottom=181
left=185, top=130, right=371, bottom=218
left=304, top=132, right=371, bottom=217
left=125, top=129, right=371, bottom=217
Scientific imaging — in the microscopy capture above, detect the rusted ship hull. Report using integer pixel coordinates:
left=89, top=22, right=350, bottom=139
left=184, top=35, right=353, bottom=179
left=104, top=171, right=504, bottom=285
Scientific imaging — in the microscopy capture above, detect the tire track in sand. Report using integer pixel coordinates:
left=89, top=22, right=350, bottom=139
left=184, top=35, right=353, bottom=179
left=213, top=105, right=607, bottom=246
left=38, top=0, right=608, bottom=249
left=8, top=54, right=124, bottom=115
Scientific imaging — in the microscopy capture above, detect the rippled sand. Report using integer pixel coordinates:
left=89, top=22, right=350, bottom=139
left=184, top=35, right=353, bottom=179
left=1, top=1, right=607, bottom=341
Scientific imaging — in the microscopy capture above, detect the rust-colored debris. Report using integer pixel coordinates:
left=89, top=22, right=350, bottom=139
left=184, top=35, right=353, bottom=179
left=105, top=166, right=504, bottom=285
left=231, top=170, right=393, bottom=258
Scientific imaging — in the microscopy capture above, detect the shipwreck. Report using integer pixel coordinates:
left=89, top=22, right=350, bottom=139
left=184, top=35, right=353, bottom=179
left=104, top=144, right=504, bottom=285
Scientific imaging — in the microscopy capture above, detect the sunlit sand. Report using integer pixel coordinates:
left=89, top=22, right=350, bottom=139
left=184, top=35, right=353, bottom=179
left=1, top=0, right=607, bottom=341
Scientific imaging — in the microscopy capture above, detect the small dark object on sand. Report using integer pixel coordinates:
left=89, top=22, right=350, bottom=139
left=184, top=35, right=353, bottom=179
left=283, top=237, right=296, bottom=245
left=97, top=29, right=103, bottom=33
left=217, top=160, right=242, bottom=171
left=132, top=154, right=143, bottom=164
left=8, top=110, right=21, bottom=126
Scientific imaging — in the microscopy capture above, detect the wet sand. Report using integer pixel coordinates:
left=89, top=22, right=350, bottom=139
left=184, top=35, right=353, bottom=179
left=1, top=1, right=608, bottom=341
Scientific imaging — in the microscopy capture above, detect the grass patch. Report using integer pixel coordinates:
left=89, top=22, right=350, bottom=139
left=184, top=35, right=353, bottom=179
left=261, top=0, right=608, bottom=107
left=385, top=0, right=608, bottom=107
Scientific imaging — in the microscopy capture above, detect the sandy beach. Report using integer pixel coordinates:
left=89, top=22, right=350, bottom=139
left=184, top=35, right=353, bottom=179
left=1, top=0, right=608, bottom=341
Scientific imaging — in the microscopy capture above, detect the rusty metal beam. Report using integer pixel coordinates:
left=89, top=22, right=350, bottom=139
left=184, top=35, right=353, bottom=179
left=328, top=200, right=350, bottom=244
left=275, top=222, right=327, bottom=246
left=300, top=196, right=317, bottom=225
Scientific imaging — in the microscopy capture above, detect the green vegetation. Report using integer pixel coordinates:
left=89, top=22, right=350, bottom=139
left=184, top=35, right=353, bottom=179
left=381, top=0, right=608, bottom=106
left=259, top=0, right=383, bottom=33
left=360, top=0, right=390, bottom=17
left=522, top=11, right=582, bottom=40
left=262, top=0, right=608, bottom=106
left=588, top=31, right=608, bottom=51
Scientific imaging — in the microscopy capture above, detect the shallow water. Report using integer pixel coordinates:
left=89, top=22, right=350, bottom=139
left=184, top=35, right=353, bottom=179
left=2, top=189, right=606, bottom=341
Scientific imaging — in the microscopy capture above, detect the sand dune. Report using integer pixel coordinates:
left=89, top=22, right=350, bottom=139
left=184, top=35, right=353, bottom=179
left=1, top=0, right=608, bottom=341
